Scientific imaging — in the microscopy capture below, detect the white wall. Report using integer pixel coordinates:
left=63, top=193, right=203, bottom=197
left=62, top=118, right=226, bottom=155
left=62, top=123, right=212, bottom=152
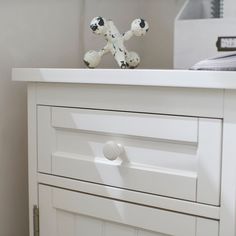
left=0, top=1, right=183, bottom=235
left=0, top=1, right=82, bottom=235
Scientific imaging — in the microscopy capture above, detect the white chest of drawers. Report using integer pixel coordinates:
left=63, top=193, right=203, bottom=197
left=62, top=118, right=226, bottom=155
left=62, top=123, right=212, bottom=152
left=13, top=68, right=236, bottom=236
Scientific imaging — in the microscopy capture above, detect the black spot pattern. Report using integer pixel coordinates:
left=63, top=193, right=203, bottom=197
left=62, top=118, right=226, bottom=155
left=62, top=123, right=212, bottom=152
left=97, top=17, right=105, bottom=26
left=140, top=19, right=146, bottom=28
left=120, top=61, right=126, bottom=69
left=90, top=24, right=98, bottom=31
left=84, top=60, right=90, bottom=67
left=87, top=16, right=147, bottom=69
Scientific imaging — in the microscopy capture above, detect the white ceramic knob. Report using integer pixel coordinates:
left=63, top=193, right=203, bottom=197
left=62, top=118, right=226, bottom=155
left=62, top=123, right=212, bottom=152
left=103, top=141, right=124, bottom=161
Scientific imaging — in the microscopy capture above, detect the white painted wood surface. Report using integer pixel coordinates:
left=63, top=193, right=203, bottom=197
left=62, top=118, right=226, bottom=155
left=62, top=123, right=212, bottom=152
left=12, top=68, right=236, bottom=89
left=52, top=107, right=199, bottom=143
left=38, top=173, right=220, bottom=219
left=39, top=185, right=218, bottom=236
left=39, top=186, right=196, bottom=236
left=197, top=118, right=222, bottom=205
left=27, top=84, right=38, bottom=236
left=52, top=152, right=197, bottom=201
left=220, top=90, right=236, bottom=236
left=38, top=106, right=222, bottom=205
left=13, top=69, right=236, bottom=236
left=36, top=83, right=225, bottom=118
left=196, top=218, right=219, bottom=236
left=37, top=106, right=55, bottom=173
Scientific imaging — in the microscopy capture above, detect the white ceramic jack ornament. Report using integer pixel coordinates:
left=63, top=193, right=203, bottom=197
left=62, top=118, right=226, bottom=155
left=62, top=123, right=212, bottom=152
left=84, top=17, right=149, bottom=69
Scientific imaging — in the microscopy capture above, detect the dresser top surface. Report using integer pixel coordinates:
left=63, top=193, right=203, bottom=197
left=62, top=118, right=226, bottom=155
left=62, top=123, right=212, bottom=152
left=12, top=68, right=236, bottom=89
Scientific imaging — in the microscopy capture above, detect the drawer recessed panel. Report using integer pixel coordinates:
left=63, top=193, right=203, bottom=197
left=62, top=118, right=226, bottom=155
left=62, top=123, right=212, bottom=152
left=52, top=107, right=198, bottom=143
left=37, top=106, right=222, bottom=205
left=39, top=185, right=219, bottom=236
left=40, top=185, right=196, bottom=236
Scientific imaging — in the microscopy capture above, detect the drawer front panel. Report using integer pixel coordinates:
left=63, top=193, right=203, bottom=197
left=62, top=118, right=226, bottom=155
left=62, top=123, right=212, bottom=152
left=39, top=185, right=219, bottom=236
left=38, top=106, right=222, bottom=205
left=52, top=106, right=198, bottom=143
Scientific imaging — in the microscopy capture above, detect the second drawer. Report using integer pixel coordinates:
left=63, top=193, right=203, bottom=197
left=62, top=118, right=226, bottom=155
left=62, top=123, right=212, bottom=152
left=39, top=184, right=219, bottom=236
left=37, top=106, right=222, bottom=205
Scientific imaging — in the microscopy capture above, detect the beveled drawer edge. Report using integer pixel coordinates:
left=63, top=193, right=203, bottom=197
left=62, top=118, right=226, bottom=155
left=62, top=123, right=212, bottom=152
left=51, top=106, right=199, bottom=143
left=37, top=173, right=220, bottom=220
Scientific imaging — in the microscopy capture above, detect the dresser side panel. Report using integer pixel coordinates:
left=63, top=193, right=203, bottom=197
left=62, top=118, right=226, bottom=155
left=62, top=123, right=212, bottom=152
left=27, top=83, right=38, bottom=236
left=220, top=89, right=236, bottom=236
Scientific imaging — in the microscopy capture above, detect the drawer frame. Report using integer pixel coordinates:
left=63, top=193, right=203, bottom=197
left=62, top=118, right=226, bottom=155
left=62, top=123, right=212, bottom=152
left=39, top=184, right=219, bottom=236
left=27, top=83, right=236, bottom=236
left=37, top=105, right=222, bottom=205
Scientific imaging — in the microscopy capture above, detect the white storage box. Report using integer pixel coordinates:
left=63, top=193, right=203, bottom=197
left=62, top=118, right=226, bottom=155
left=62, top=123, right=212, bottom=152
left=174, top=0, right=236, bottom=69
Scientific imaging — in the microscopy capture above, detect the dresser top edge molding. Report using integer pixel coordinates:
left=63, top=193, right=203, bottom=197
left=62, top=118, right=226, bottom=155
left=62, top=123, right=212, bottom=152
left=12, top=68, right=236, bottom=90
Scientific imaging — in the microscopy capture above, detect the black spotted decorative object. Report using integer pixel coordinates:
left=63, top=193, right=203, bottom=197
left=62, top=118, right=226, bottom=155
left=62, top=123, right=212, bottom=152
left=84, top=17, right=149, bottom=69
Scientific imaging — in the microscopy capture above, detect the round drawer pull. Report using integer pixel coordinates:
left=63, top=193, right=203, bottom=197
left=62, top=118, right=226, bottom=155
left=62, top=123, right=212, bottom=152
left=103, top=141, right=124, bottom=161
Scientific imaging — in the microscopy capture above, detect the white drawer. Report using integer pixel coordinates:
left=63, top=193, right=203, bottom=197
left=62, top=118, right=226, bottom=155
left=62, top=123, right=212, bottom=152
left=39, top=185, right=219, bottom=236
left=37, top=106, right=222, bottom=205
